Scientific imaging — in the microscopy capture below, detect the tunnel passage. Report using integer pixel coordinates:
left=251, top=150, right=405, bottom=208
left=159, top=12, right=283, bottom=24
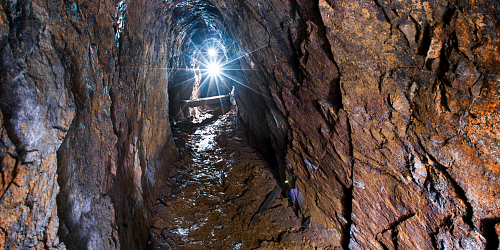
left=148, top=2, right=308, bottom=246
left=0, top=0, right=499, bottom=248
left=166, top=0, right=279, bottom=164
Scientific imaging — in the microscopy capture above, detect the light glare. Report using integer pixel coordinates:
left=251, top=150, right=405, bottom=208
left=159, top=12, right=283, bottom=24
left=208, top=49, right=217, bottom=57
left=207, top=63, right=221, bottom=76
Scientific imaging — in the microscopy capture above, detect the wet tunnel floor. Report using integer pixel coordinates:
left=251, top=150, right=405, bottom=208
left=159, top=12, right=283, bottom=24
left=150, top=108, right=325, bottom=249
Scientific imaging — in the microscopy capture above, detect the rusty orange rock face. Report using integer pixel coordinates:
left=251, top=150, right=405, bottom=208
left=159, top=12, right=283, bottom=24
left=218, top=0, right=500, bottom=248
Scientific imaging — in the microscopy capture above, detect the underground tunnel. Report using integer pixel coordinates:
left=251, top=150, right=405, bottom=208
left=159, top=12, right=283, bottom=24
left=0, top=0, right=500, bottom=248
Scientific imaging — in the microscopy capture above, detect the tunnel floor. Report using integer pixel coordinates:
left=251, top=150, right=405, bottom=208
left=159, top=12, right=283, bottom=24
left=150, top=107, right=328, bottom=249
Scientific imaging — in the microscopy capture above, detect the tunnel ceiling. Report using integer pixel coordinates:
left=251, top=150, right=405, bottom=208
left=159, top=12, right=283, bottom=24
left=0, top=0, right=499, bottom=248
left=169, top=0, right=224, bottom=56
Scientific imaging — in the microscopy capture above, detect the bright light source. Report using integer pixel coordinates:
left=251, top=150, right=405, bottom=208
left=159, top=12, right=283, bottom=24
left=207, top=62, right=221, bottom=76
left=208, top=48, right=217, bottom=57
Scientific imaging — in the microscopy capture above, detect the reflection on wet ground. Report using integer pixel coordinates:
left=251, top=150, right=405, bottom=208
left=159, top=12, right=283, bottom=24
left=151, top=107, right=328, bottom=249
left=171, top=112, right=238, bottom=247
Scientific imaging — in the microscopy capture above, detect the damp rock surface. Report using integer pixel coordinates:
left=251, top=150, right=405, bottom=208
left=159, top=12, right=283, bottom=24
left=150, top=109, right=334, bottom=249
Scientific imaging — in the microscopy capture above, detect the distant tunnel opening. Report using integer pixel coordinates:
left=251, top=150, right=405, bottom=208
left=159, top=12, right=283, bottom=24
left=164, top=0, right=278, bottom=166
left=167, top=1, right=234, bottom=121
left=168, top=34, right=240, bottom=124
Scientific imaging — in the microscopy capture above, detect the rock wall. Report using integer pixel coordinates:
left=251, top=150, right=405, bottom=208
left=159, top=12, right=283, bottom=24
left=0, top=0, right=76, bottom=246
left=0, top=0, right=178, bottom=248
left=214, top=0, right=500, bottom=248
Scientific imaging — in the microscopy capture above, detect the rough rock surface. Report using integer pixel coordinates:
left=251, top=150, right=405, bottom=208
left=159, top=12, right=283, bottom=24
left=0, top=0, right=76, bottom=245
left=0, top=0, right=499, bottom=248
left=214, top=0, right=500, bottom=248
left=1, top=0, right=177, bottom=247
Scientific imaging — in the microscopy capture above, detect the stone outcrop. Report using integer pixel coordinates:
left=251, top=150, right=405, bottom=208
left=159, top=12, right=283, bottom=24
left=0, top=0, right=499, bottom=248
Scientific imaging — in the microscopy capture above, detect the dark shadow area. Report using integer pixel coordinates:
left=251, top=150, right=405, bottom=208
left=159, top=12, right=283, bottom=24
left=481, top=218, right=500, bottom=250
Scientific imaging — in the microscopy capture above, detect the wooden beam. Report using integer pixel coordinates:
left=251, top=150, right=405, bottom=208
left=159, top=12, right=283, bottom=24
left=181, top=95, right=231, bottom=108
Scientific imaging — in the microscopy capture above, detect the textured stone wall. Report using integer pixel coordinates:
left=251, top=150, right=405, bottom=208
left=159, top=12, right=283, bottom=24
left=0, top=0, right=76, bottom=246
left=214, top=0, right=500, bottom=248
left=0, top=0, right=178, bottom=248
